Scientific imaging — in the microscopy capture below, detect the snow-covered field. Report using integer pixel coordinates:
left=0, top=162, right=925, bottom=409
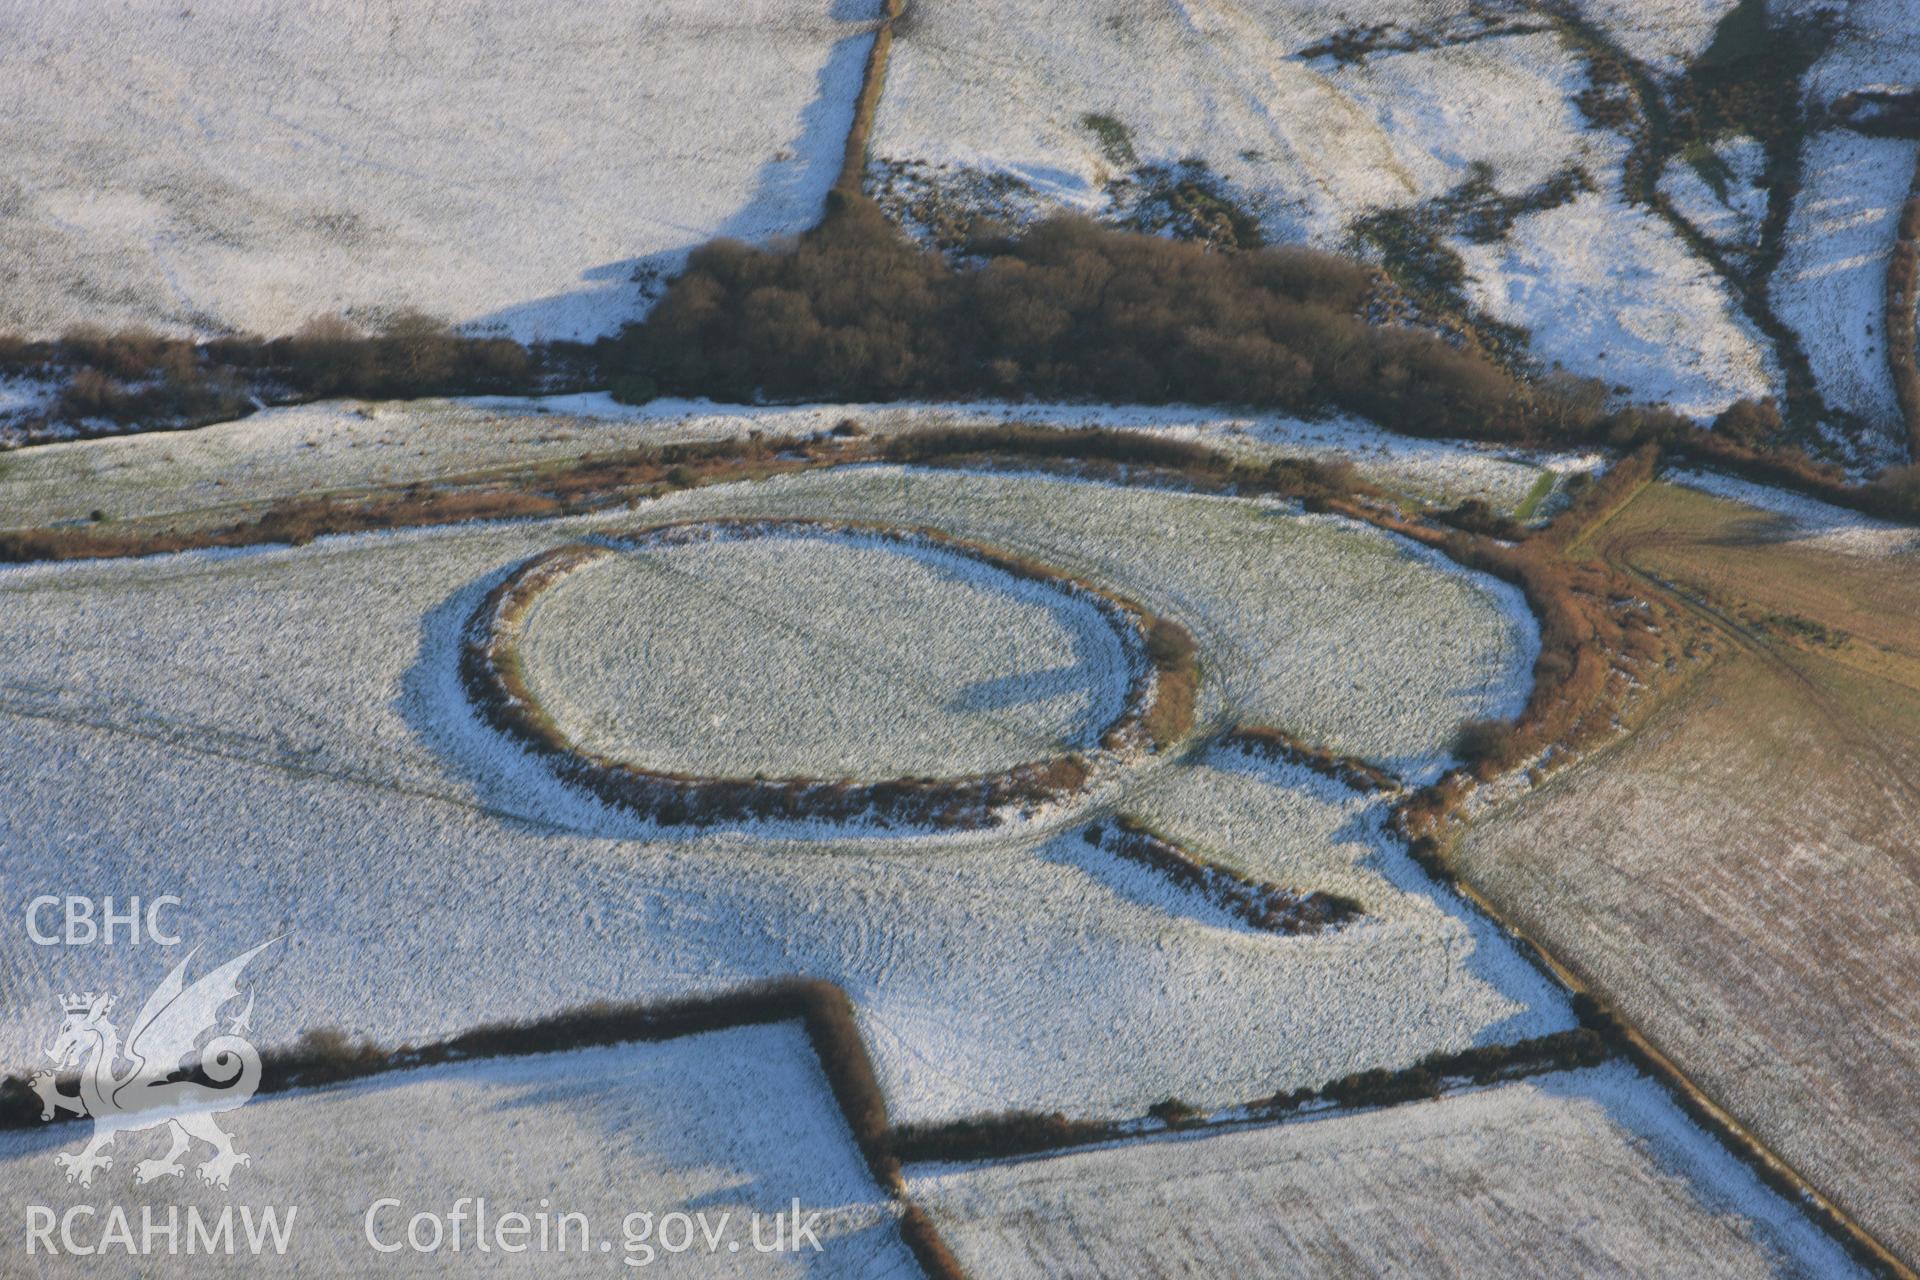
left=1659, top=136, right=1769, bottom=256
left=516, top=527, right=1132, bottom=780
left=0, top=397, right=1576, bottom=531
left=640, top=470, right=1540, bottom=770
left=0, top=0, right=875, bottom=341
left=1774, top=131, right=1919, bottom=460
left=1672, top=468, right=1920, bottom=557
left=867, top=0, right=1776, bottom=417
left=1792, top=0, right=1920, bottom=108
left=0, top=1026, right=915, bottom=1275
left=1455, top=178, right=1778, bottom=418
left=870, top=4, right=1597, bottom=244
left=0, top=469, right=1564, bottom=1127
left=907, top=1065, right=1862, bottom=1278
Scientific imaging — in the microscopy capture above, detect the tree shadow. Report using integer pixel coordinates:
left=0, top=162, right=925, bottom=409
left=950, top=664, right=1092, bottom=713
left=462, top=13, right=882, bottom=341
left=903, top=540, right=1134, bottom=745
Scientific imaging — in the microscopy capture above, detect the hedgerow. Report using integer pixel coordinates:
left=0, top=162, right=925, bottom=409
left=459, top=520, right=1195, bottom=831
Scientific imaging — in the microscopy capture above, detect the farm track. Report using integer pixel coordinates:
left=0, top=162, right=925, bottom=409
left=1594, top=509, right=1920, bottom=957
left=1599, top=518, right=1920, bottom=820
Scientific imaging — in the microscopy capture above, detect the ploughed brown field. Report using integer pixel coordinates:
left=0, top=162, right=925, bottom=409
left=1458, top=479, right=1920, bottom=1263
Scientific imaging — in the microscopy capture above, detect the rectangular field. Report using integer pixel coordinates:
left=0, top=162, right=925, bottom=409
left=0, top=0, right=873, bottom=341
left=0, top=1024, right=913, bottom=1275
left=906, top=1066, right=1859, bottom=1278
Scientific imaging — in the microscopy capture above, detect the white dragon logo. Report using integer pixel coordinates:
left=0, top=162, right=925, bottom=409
left=31, top=941, right=273, bottom=1190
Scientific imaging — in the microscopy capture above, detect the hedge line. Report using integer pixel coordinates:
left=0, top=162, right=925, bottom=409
left=0, top=979, right=984, bottom=1273
left=1215, top=725, right=1402, bottom=794
left=0, top=315, right=580, bottom=444
left=897, top=1204, right=968, bottom=1280
left=1570, top=992, right=1910, bottom=1279
left=460, top=519, right=1198, bottom=831
left=889, top=1029, right=1611, bottom=1165
left=1, top=979, right=893, bottom=1175
left=834, top=0, right=907, bottom=196
left=1888, top=153, right=1920, bottom=463
left=1084, top=818, right=1363, bottom=936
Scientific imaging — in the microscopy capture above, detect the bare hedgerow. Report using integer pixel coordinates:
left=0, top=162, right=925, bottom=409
left=1144, top=617, right=1196, bottom=669
left=59, top=325, right=193, bottom=380
left=1452, top=716, right=1519, bottom=771
left=0, top=332, right=42, bottom=370
left=1711, top=398, right=1784, bottom=448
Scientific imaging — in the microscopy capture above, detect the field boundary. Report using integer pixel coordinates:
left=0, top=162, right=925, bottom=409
left=1888, top=149, right=1920, bottom=463
left=460, top=517, right=1197, bottom=830
left=0, top=978, right=968, bottom=1280
left=835, top=0, right=906, bottom=197
left=889, top=1029, right=1612, bottom=1166
left=0, top=428, right=1902, bottom=1272
left=1084, top=817, right=1362, bottom=935
left=1214, top=725, right=1402, bottom=794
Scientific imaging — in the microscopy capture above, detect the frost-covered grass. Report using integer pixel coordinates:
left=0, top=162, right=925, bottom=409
left=871, top=4, right=1603, bottom=245
left=516, top=528, right=1131, bottom=780
left=0, top=1025, right=915, bottom=1276
left=1773, top=131, right=1919, bottom=457
left=0, top=398, right=1573, bottom=532
left=1565, top=0, right=1740, bottom=76
left=1316, top=33, right=1601, bottom=213
left=641, top=469, right=1540, bottom=774
left=1456, top=175, right=1778, bottom=418
left=0, top=0, right=874, bottom=341
left=0, top=469, right=1564, bottom=1126
left=1671, top=468, right=1920, bottom=557
left=0, top=398, right=861, bottom=531
left=906, top=1065, right=1863, bottom=1278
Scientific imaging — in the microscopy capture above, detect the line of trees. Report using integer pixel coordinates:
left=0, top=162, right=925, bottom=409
left=7, top=195, right=1917, bottom=521
left=0, top=313, right=568, bottom=439
left=612, top=196, right=1536, bottom=442
left=607, top=195, right=1920, bottom=520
